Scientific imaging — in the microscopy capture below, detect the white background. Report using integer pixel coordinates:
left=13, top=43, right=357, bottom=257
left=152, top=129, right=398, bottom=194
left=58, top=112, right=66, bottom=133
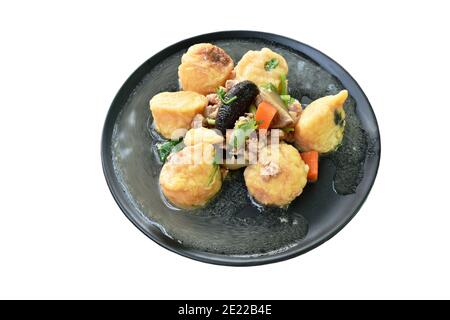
left=1, top=0, right=449, bottom=299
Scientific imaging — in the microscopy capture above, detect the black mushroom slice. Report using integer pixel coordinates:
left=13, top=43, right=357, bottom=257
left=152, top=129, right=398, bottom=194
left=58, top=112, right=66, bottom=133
left=215, top=81, right=259, bottom=134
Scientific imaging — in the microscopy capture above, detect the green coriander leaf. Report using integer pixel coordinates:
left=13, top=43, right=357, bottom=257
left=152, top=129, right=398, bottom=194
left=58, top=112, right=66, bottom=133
left=237, top=118, right=258, bottom=131
left=156, top=138, right=182, bottom=162
left=230, top=119, right=259, bottom=148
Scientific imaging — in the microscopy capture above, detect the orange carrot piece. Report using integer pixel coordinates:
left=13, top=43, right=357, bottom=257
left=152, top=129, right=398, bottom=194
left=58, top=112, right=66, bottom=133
left=301, top=151, right=319, bottom=182
left=255, top=101, right=277, bottom=130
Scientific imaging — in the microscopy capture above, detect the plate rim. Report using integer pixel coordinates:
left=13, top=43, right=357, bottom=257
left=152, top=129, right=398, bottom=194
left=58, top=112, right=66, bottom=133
left=101, top=30, right=381, bottom=266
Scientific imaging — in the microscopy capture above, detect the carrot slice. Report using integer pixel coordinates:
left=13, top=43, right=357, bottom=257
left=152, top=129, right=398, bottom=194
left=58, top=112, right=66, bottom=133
left=300, top=151, right=319, bottom=182
left=255, top=101, right=277, bottom=130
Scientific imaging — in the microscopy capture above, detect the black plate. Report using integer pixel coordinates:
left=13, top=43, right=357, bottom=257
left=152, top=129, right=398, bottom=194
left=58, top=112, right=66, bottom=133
left=101, top=31, right=380, bottom=266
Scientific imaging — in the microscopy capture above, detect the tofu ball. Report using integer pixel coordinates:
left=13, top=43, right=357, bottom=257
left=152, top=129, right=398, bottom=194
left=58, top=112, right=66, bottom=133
left=234, top=48, right=288, bottom=88
left=294, top=90, right=348, bottom=153
left=244, top=144, right=309, bottom=207
left=159, top=143, right=222, bottom=209
left=184, top=127, right=224, bottom=146
left=178, top=43, right=234, bottom=95
left=150, top=91, right=207, bottom=139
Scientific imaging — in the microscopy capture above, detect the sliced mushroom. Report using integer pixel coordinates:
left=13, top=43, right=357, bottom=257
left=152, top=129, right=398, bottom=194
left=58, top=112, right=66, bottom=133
left=258, top=87, right=294, bottom=128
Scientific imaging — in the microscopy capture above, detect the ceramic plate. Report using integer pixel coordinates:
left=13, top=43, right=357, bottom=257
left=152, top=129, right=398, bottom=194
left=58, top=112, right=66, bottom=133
left=101, top=31, right=380, bottom=266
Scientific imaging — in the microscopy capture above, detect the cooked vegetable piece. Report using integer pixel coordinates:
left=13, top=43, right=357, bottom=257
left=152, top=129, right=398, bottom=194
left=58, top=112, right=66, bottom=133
left=216, top=87, right=237, bottom=105
left=255, top=101, right=277, bottom=130
left=264, top=58, right=279, bottom=71
left=229, top=118, right=259, bottom=148
left=300, top=151, right=319, bottom=182
left=280, top=94, right=295, bottom=107
left=258, top=87, right=293, bottom=128
left=261, top=83, right=278, bottom=92
left=208, top=162, right=220, bottom=186
left=206, top=118, right=216, bottom=126
left=249, top=104, right=257, bottom=115
left=280, top=74, right=288, bottom=95
left=157, top=138, right=183, bottom=162
left=215, top=81, right=259, bottom=134
left=259, top=87, right=288, bottom=111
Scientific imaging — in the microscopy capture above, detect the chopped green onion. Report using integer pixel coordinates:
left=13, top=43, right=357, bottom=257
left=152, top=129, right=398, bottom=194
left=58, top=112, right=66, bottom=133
left=207, top=118, right=216, bottom=126
left=207, top=162, right=220, bottom=186
left=217, top=87, right=226, bottom=97
left=216, top=87, right=237, bottom=105
left=282, top=127, right=295, bottom=133
left=233, top=135, right=239, bottom=148
left=280, top=74, right=288, bottom=95
left=249, top=104, right=257, bottom=115
left=264, top=58, right=279, bottom=71
left=260, top=83, right=278, bottom=92
left=224, top=96, right=237, bottom=104
left=280, top=94, right=295, bottom=107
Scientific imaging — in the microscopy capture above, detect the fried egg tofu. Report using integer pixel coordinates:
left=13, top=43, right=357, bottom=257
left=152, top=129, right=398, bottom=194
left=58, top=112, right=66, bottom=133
left=159, top=143, right=222, bottom=209
left=294, top=90, right=348, bottom=153
left=178, top=43, right=234, bottom=95
left=150, top=91, right=207, bottom=139
left=184, top=127, right=224, bottom=146
left=234, top=48, right=288, bottom=88
left=244, top=144, right=308, bottom=207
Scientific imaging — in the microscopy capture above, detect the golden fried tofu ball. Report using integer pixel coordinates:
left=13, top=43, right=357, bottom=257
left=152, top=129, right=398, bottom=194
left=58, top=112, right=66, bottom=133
left=244, top=144, right=308, bottom=207
left=234, top=48, right=288, bottom=88
left=150, top=91, right=207, bottom=139
left=184, top=127, right=224, bottom=146
left=178, top=43, right=234, bottom=95
left=159, top=143, right=221, bottom=209
left=294, top=90, right=348, bottom=153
